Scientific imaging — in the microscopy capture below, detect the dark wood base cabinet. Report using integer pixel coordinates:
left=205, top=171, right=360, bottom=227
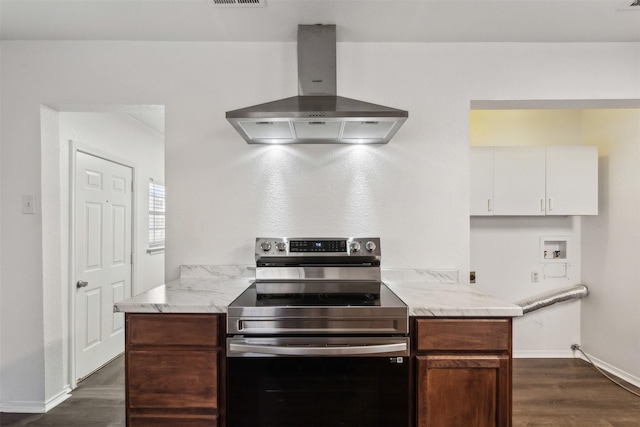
left=125, top=313, right=225, bottom=427
left=124, top=314, right=512, bottom=427
left=414, top=318, right=512, bottom=427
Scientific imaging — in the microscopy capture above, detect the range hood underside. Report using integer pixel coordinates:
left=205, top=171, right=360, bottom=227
left=226, top=95, right=408, bottom=144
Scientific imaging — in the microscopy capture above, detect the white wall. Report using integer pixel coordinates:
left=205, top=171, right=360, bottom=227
left=581, top=109, right=640, bottom=385
left=1, top=40, right=639, bottom=410
left=0, top=42, right=3, bottom=406
left=40, top=106, right=67, bottom=408
left=471, top=216, right=582, bottom=356
left=471, top=110, right=585, bottom=147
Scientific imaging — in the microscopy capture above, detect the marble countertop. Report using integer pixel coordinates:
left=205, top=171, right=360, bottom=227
left=113, top=277, right=253, bottom=314
left=114, top=266, right=523, bottom=317
left=385, top=281, right=522, bottom=317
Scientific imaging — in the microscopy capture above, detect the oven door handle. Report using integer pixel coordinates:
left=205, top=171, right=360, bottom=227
left=229, top=342, right=407, bottom=356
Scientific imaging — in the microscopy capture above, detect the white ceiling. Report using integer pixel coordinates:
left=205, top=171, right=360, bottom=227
left=53, top=104, right=166, bottom=138
left=122, top=108, right=166, bottom=137
left=1, top=0, right=640, bottom=43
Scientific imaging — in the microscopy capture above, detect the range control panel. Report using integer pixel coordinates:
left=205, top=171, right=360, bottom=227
left=290, top=239, right=347, bottom=253
left=255, top=237, right=381, bottom=258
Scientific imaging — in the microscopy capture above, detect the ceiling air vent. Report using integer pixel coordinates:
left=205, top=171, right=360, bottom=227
left=212, top=0, right=266, bottom=7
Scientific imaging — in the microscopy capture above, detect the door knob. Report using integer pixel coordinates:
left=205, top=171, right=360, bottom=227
left=76, top=280, right=89, bottom=288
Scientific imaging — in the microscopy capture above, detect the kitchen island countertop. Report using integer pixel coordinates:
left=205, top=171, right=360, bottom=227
left=114, top=274, right=523, bottom=317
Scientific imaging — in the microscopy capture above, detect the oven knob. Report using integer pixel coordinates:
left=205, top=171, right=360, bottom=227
left=365, top=241, right=377, bottom=252
left=260, top=241, right=272, bottom=251
left=350, top=241, right=361, bottom=252
left=276, top=242, right=286, bottom=251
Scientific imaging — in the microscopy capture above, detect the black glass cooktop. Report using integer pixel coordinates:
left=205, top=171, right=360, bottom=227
left=230, top=283, right=406, bottom=310
left=256, top=292, right=380, bottom=307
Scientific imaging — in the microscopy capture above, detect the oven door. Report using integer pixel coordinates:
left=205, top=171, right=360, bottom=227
left=227, top=337, right=410, bottom=427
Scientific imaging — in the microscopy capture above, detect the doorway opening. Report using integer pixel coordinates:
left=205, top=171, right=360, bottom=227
left=41, top=104, right=165, bottom=394
left=468, top=99, right=640, bottom=388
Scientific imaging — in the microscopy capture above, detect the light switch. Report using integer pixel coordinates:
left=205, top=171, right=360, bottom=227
left=22, top=195, right=36, bottom=214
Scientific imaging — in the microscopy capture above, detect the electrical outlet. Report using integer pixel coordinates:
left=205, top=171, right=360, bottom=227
left=470, top=271, right=476, bottom=284
left=531, top=271, right=539, bottom=282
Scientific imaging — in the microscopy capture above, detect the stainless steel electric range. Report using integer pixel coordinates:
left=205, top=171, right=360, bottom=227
left=226, top=237, right=410, bottom=427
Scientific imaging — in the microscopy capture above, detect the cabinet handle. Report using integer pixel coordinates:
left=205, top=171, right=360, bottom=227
left=229, top=342, right=408, bottom=356
left=540, top=199, right=545, bottom=212
left=548, top=198, right=553, bottom=211
left=488, top=198, right=493, bottom=212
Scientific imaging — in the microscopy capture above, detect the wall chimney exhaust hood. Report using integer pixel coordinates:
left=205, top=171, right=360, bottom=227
left=226, top=25, right=408, bottom=144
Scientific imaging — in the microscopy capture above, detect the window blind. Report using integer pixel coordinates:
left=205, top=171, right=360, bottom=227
left=148, top=179, right=165, bottom=250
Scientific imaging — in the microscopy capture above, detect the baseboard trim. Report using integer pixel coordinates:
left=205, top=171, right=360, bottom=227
left=44, top=386, right=72, bottom=412
left=582, top=352, right=640, bottom=389
left=513, top=350, right=575, bottom=358
left=0, top=386, right=72, bottom=414
left=0, top=400, right=45, bottom=414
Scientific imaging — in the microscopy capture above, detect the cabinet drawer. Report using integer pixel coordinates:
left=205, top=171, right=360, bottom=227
left=416, top=319, right=510, bottom=351
left=128, top=350, right=218, bottom=409
left=128, top=414, right=217, bottom=427
left=127, top=314, right=218, bottom=347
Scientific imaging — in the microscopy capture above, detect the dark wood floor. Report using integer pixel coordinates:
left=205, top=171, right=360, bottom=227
left=0, top=356, right=125, bottom=426
left=513, top=358, right=640, bottom=427
left=1, top=358, right=639, bottom=426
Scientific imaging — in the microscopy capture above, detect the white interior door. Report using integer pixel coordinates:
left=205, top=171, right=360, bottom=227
left=75, top=151, right=133, bottom=381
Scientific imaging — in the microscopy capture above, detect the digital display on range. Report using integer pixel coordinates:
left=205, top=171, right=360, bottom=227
left=289, top=240, right=347, bottom=253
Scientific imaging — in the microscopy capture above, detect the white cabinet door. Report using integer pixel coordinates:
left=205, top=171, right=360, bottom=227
left=493, top=147, right=546, bottom=215
left=546, top=145, right=598, bottom=215
left=470, top=147, right=494, bottom=216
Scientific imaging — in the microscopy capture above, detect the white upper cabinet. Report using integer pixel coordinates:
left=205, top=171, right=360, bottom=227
left=470, top=145, right=598, bottom=216
left=470, top=147, right=494, bottom=216
left=545, top=146, right=598, bottom=215
left=494, top=146, right=546, bottom=215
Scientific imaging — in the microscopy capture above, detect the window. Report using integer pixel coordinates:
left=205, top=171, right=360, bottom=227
left=148, top=179, right=165, bottom=253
